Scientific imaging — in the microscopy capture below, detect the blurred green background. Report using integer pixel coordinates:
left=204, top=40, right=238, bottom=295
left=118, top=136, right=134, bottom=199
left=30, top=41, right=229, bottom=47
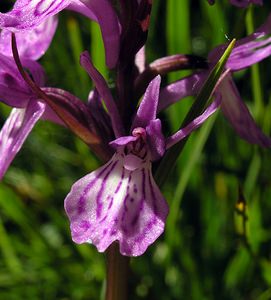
left=1, top=1, right=271, bottom=299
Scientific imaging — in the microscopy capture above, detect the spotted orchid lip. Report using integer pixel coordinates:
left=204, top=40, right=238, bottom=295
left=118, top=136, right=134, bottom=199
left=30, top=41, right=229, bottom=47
left=64, top=150, right=169, bottom=257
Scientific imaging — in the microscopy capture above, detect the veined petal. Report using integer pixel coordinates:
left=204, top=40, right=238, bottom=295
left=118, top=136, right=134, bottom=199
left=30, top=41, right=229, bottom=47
left=132, top=75, right=161, bottom=129
left=0, top=16, right=58, bottom=60
left=0, top=99, right=45, bottom=179
left=219, top=75, right=271, bottom=147
left=64, top=151, right=169, bottom=256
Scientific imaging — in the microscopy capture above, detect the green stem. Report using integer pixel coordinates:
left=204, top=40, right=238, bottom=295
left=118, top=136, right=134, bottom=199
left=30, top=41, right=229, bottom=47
left=105, top=243, right=130, bottom=300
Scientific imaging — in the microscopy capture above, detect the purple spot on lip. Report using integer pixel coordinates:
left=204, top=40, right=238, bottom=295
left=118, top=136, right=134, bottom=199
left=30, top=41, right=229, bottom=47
left=131, top=214, right=139, bottom=226
left=133, top=184, right=138, bottom=193
left=79, top=220, right=91, bottom=231
left=130, top=198, right=134, bottom=202
left=110, top=229, right=117, bottom=236
left=103, top=229, right=108, bottom=236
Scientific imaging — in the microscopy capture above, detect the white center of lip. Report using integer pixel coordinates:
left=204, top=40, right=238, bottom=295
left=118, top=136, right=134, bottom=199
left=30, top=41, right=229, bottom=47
left=123, top=154, right=142, bottom=171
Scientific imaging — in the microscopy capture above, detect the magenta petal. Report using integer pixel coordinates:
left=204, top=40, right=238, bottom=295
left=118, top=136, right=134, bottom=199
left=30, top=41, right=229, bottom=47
left=0, top=99, right=45, bottom=179
left=80, top=51, right=124, bottom=137
left=146, top=119, right=166, bottom=161
left=64, top=151, right=169, bottom=256
left=110, top=136, right=138, bottom=149
left=79, top=0, right=120, bottom=68
left=0, top=0, right=69, bottom=29
left=158, top=73, right=204, bottom=112
left=166, top=96, right=221, bottom=149
left=132, top=76, right=161, bottom=129
left=0, top=16, right=58, bottom=60
left=0, top=53, right=32, bottom=108
left=219, top=76, right=271, bottom=147
left=211, top=14, right=271, bottom=71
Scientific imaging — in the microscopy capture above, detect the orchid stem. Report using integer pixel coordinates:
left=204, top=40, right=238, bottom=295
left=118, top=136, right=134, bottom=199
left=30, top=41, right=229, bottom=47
left=105, top=243, right=130, bottom=300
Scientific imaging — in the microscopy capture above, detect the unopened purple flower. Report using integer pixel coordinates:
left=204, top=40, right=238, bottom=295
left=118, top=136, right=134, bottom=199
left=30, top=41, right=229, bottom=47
left=64, top=74, right=220, bottom=256
left=0, top=0, right=120, bottom=68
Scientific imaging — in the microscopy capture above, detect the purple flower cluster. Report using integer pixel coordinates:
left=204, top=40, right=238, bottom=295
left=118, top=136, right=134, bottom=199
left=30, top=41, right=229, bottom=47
left=0, top=0, right=271, bottom=256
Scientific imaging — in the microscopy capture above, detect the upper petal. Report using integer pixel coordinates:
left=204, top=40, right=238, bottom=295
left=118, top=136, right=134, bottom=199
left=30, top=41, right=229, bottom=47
left=64, top=151, right=169, bottom=256
left=0, top=99, right=45, bottom=179
left=132, top=75, right=161, bottom=129
left=80, top=51, right=124, bottom=137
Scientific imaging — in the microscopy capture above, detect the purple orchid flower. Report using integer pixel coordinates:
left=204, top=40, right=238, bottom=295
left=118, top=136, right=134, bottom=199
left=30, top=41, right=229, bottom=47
left=0, top=18, right=105, bottom=179
left=158, top=13, right=271, bottom=148
left=0, top=19, right=55, bottom=179
left=64, top=55, right=221, bottom=256
left=0, top=0, right=120, bottom=68
left=207, top=0, right=263, bottom=7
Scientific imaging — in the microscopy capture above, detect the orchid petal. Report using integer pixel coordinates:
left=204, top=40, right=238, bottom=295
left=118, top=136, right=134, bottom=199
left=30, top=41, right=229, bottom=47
left=0, top=0, right=120, bottom=68
left=0, top=16, right=58, bottom=60
left=79, top=0, right=120, bottom=68
left=219, top=76, right=271, bottom=147
left=0, top=0, right=70, bottom=29
left=0, top=99, right=45, bottom=179
left=166, top=96, right=221, bottom=149
left=80, top=51, right=124, bottom=137
left=210, top=14, right=271, bottom=71
left=110, top=136, right=138, bottom=149
left=0, top=53, right=32, bottom=108
left=146, top=119, right=166, bottom=161
left=132, top=75, right=161, bottom=129
left=64, top=151, right=168, bottom=256
left=158, top=73, right=204, bottom=112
